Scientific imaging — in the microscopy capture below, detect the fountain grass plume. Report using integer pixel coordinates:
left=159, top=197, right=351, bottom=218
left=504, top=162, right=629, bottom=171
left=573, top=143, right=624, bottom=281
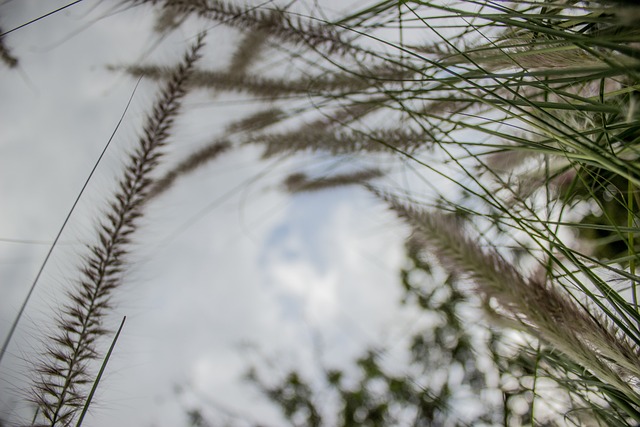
left=148, top=139, right=230, bottom=199
left=284, top=169, right=383, bottom=193
left=27, top=33, right=205, bottom=427
left=373, top=188, right=640, bottom=410
left=129, top=0, right=351, bottom=55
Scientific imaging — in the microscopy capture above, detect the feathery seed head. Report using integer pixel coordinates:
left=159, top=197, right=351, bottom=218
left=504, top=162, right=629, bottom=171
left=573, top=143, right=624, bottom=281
left=375, top=190, right=640, bottom=396
left=284, top=169, right=384, bottom=193
left=29, top=33, right=205, bottom=426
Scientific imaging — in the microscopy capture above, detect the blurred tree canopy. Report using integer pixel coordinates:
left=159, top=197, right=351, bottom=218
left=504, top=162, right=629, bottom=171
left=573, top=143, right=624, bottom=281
left=184, top=240, right=549, bottom=427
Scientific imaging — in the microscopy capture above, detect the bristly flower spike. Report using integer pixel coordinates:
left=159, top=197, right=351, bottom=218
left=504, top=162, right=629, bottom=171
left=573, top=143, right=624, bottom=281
left=29, top=33, right=206, bottom=427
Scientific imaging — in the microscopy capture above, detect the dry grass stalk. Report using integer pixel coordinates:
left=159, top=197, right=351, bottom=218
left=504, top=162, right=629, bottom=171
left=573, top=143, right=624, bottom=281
left=124, top=62, right=413, bottom=99
left=28, top=34, right=205, bottom=426
left=445, top=40, right=606, bottom=71
left=153, top=4, right=187, bottom=33
left=284, top=169, right=383, bottom=193
left=148, top=140, right=230, bottom=199
left=229, top=28, right=269, bottom=75
left=129, top=0, right=350, bottom=55
left=256, top=128, right=431, bottom=158
left=225, top=108, right=284, bottom=134
left=125, top=65, right=309, bottom=98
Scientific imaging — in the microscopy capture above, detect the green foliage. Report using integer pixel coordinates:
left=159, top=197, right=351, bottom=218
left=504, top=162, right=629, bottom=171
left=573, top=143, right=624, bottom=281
left=246, top=242, right=503, bottom=426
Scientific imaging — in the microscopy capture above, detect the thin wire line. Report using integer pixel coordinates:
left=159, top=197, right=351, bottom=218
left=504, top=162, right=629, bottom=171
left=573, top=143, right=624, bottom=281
left=0, top=0, right=86, bottom=38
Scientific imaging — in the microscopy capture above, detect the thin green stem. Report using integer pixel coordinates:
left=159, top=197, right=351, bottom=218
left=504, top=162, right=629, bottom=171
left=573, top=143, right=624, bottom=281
left=629, top=174, right=638, bottom=313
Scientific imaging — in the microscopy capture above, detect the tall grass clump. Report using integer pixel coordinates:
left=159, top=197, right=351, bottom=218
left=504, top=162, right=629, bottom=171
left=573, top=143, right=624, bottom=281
left=2, top=0, right=640, bottom=424
left=128, top=0, right=640, bottom=423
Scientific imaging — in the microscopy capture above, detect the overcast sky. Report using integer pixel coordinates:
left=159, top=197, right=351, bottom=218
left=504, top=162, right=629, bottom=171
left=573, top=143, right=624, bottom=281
left=0, top=2, right=421, bottom=425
